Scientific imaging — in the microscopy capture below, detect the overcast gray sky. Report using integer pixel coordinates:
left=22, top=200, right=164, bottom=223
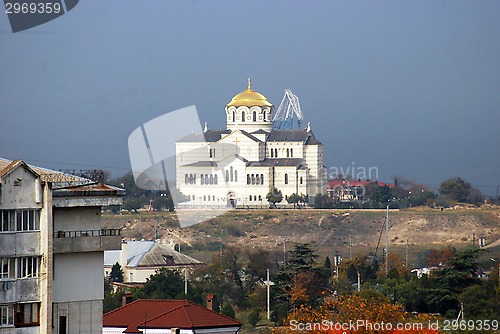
left=1, top=1, right=499, bottom=195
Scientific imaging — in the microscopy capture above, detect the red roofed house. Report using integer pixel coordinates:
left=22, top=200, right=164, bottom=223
left=102, top=299, right=241, bottom=334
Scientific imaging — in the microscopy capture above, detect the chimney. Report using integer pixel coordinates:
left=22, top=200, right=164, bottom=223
left=206, top=294, right=215, bottom=311
left=122, top=293, right=133, bottom=307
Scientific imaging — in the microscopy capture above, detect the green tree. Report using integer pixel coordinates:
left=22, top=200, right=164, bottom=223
left=434, top=248, right=483, bottom=294
left=248, top=307, right=261, bottom=326
left=266, top=187, right=283, bottom=208
left=439, top=177, right=472, bottom=203
left=459, top=284, right=499, bottom=319
left=221, top=303, right=236, bottom=319
left=287, top=193, right=300, bottom=208
left=109, top=262, right=124, bottom=283
left=136, top=268, right=185, bottom=299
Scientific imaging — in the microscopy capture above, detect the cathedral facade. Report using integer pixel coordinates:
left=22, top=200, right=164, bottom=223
left=175, top=82, right=327, bottom=208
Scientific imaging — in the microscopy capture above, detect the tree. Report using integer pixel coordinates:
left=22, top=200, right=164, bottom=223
left=109, top=262, right=124, bottom=283
left=439, top=177, right=472, bottom=203
left=287, top=193, right=300, bottom=208
left=266, top=187, right=283, bottom=208
left=136, top=268, right=185, bottom=299
left=221, top=303, right=236, bottom=319
left=248, top=307, right=261, bottom=326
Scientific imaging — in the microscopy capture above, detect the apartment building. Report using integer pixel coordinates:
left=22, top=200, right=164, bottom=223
left=0, top=159, right=124, bottom=334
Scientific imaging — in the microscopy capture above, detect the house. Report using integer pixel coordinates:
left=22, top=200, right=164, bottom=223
left=102, top=299, right=241, bottom=334
left=0, top=158, right=124, bottom=334
left=104, top=240, right=203, bottom=283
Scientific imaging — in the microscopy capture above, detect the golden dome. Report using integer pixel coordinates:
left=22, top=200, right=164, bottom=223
left=227, top=78, right=273, bottom=107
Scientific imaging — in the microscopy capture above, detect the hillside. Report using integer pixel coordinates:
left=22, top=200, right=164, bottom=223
left=102, top=206, right=500, bottom=266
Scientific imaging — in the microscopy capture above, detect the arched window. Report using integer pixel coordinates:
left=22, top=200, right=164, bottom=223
left=213, top=195, right=215, bottom=201
left=261, top=174, right=264, bottom=184
left=249, top=195, right=252, bottom=201
left=290, top=148, right=293, bottom=157
left=204, top=195, right=206, bottom=201
left=242, top=111, right=246, bottom=122
left=256, top=174, right=260, bottom=184
left=210, top=174, right=214, bottom=185
left=274, top=149, right=278, bottom=157
left=247, top=174, right=251, bottom=185
left=234, top=170, right=238, bottom=182
left=230, top=166, right=234, bottom=182
left=253, top=111, right=257, bottom=122
left=193, top=174, right=196, bottom=184
left=209, top=149, right=213, bottom=158
left=251, top=174, right=255, bottom=185
left=300, top=176, right=303, bottom=185
left=185, top=174, right=189, bottom=184
left=214, top=174, right=218, bottom=185
left=258, top=195, right=262, bottom=201
left=192, top=195, right=195, bottom=200
left=201, top=175, right=204, bottom=185
left=285, top=173, right=289, bottom=185
left=226, top=170, right=229, bottom=182
left=189, top=174, right=193, bottom=184
left=232, top=111, right=235, bottom=122
left=286, top=148, right=290, bottom=158
left=270, top=149, right=274, bottom=158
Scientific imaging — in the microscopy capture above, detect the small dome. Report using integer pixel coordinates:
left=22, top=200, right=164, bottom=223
left=227, top=79, right=273, bottom=107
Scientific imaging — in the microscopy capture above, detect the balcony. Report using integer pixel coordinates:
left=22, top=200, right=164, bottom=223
left=0, top=278, right=39, bottom=303
left=53, top=229, right=121, bottom=254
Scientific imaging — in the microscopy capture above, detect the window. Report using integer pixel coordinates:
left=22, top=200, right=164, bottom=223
left=261, top=174, right=264, bottom=185
left=286, top=148, right=290, bottom=158
left=189, top=174, right=193, bottom=185
left=185, top=174, right=189, bottom=185
left=0, top=305, right=14, bottom=327
left=17, top=257, right=39, bottom=279
left=274, top=149, right=278, bottom=157
left=249, top=196, right=252, bottom=202
left=214, top=175, right=218, bottom=185
left=242, top=111, right=246, bottom=122
left=258, top=195, right=262, bottom=201
left=203, top=195, right=206, bottom=201
left=230, top=167, right=234, bottom=182
left=226, top=170, right=229, bottom=182
left=0, top=258, right=14, bottom=280
left=290, top=148, right=293, bottom=157
left=209, top=148, right=213, bottom=158
left=209, top=174, right=214, bottom=185
left=213, top=195, right=215, bottom=201
left=201, top=175, right=205, bottom=185
left=192, top=195, right=195, bottom=201
left=1, top=210, right=39, bottom=232
left=255, top=174, right=260, bottom=184
left=270, top=149, right=273, bottom=158
left=285, top=173, right=289, bottom=185
left=251, top=174, right=255, bottom=185
left=300, top=176, right=303, bottom=185
left=234, top=170, right=238, bottom=182
left=247, top=174, right=250, bottom=185
left=253, top=111, right=257, bottom=122
left=232, top=111, right=235, bottom=122
left=15, top=303, right=40, bottom=327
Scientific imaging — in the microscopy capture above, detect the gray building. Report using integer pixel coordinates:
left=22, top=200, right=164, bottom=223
left=0, top=159, right=124, bottom=334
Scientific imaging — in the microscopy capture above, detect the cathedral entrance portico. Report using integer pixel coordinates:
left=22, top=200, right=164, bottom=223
left=227, top=191, right=237, bottom=208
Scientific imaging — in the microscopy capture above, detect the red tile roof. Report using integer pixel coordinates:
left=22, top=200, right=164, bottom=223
left=103, top=299, right=241, bottom=331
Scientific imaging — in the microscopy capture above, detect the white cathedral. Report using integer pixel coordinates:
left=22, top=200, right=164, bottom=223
left=175, top=81, right=327, bottom=208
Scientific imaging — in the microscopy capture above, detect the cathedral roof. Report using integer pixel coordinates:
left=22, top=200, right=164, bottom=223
left=181, top=161, right=218, bottom=167
left=267, top=129, right=321, bottom=145
left=226, top=79, right=273, bottom=107
left=177, top=130, right=230, bottom=143
left=247, top=158, right=304, bottom=167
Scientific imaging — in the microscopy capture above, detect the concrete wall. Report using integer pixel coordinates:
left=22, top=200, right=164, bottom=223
left=53, top=300, right=102, bottom=334
left=53, top=252, right=104, bottom=303
left=0, top=166, right=42, bottom=210
left=53, top=206, right=101, bottom=233
left=0, top=326, right=39, bottom=334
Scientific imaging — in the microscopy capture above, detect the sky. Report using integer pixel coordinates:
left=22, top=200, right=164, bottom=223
left=1, top=0, right=499, bottom=195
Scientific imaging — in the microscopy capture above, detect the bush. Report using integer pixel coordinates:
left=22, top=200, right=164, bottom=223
left=248, top=307, right=261, bottom=326
left=221, top=303, right=236, bottom=319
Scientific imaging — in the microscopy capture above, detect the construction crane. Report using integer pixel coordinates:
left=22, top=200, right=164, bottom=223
left=272, top=89, right=303, bottom=129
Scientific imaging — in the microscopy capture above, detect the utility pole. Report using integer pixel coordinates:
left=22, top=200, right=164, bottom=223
left=264, top=269, right=275, bottom=320
left=385, top=205, right=389, bottom=277
left=184, top=268, right=188, bottom=295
